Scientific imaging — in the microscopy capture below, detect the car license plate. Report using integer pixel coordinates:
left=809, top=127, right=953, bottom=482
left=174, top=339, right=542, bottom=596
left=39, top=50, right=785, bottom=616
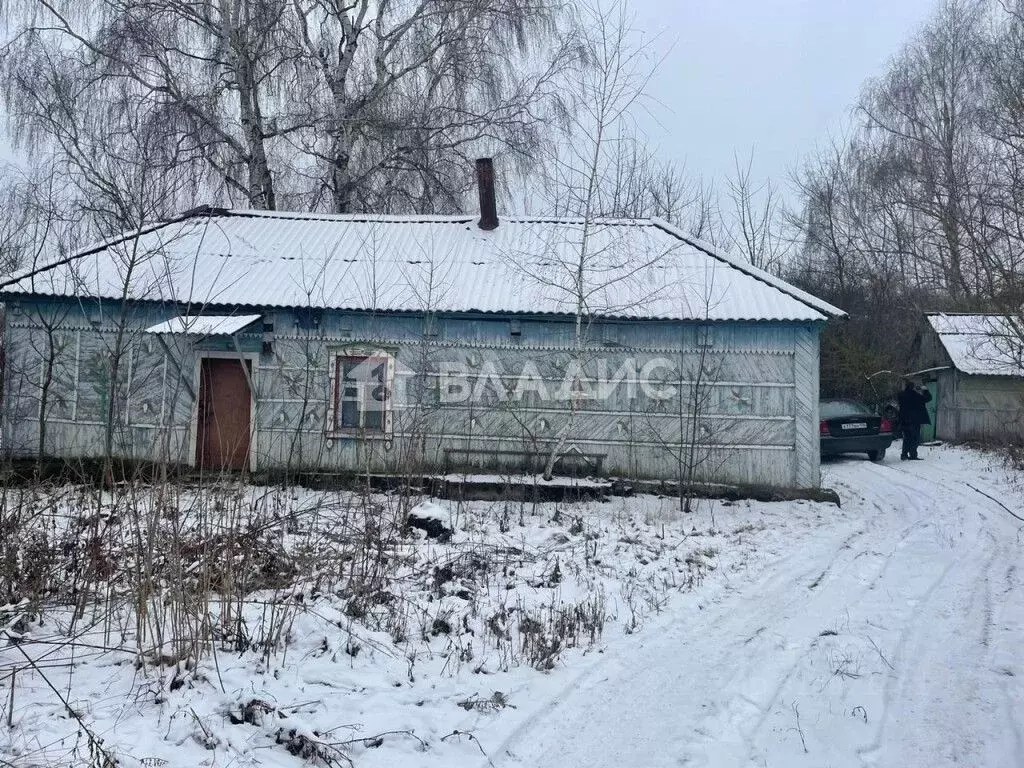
left=841, top=422, right=867, bottom=430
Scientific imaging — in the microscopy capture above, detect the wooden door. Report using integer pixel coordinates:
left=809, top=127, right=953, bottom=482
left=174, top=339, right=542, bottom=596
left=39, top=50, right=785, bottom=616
left=921, top=379, right=938, bottom=443
left=197, top=358, right=251, bottom=471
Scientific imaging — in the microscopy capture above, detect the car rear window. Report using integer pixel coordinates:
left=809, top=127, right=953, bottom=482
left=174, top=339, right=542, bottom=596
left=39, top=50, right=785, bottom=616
left=820, top=401, right=871, bottom=419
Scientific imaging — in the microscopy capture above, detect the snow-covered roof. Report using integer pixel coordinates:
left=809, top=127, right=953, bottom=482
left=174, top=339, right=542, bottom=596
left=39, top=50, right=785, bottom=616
left=0, top=209, right=844, bottom=322
left=144, top=314, right=262, bottom=336
left=927, top=313, right=1024, bottom=377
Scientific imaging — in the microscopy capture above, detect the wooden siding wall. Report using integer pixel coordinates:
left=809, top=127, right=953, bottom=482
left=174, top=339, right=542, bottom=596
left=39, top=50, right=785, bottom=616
left=938, top=372, right=1024, bottom=444
left=1, top=299, right=824, bottom=488
left=915, top=325, right=953, bottom=371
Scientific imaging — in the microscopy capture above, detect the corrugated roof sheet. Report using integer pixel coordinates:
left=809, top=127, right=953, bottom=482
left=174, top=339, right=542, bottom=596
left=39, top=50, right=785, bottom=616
left=928, top=313, right=1024, bottom=376
left=1, top=210, right=844, bottom=322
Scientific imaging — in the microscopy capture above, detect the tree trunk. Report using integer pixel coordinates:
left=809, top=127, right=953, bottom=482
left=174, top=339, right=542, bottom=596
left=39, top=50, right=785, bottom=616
left=235, top=51, right=276, bottom=210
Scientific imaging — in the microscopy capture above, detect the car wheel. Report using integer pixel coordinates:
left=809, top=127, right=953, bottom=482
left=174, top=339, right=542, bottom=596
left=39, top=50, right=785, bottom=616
left=868, top=449, right=885, bottom=462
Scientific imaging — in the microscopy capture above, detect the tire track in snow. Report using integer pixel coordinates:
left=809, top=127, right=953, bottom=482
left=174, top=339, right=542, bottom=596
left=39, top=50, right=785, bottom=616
left=832, top=460, right=1018, bottom=767
left=854, top=529, right=996, bottom=766
left=996, top=561, right=1024, bottom=765
left=480, top=516, right=867, bottom=768
left=492, top=469, right=933, bottom=768
left=487, top=511, right=875, bottom=768
left=737, top=458, right=1022, bottom=767
left=887, top=460, right=1024, bottom=767
left=706, top=464, right=962, bottom=765
left=489, top=454, right=1024, bottom=768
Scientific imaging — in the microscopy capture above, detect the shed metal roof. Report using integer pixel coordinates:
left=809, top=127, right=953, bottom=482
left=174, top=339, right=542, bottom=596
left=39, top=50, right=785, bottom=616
left=1, top=209, right=844, bottom=323
left=927, top=313, right=1024, bottom=377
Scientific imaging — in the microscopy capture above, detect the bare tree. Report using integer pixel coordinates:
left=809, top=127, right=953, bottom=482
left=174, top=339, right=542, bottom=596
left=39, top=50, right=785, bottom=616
left=684, top=178, right=727, bottom=247
left=975, top=0, right=1024, bottom=302
left=857, top=0, right=993, bottom=301
left=5, top=0, right=574, bottom=215
left=785, top=0, right=1024, bottom=401
left=286, top=0, right=575, bottom=213
left=0, top=164, right=75, bottom=461
left=725, top=150, right=785, bottom=274
left=515, top=2, right=676, bottom=480
left=0, top=164, right=73, bottom=279
left=3, top=0, right=299, bottom=209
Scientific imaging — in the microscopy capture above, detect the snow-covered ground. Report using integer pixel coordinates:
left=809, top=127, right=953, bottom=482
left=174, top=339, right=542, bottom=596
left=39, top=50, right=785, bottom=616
left=495, top=447, right=1024, bottom=768
left=2, top=445, right=1022, bottom=767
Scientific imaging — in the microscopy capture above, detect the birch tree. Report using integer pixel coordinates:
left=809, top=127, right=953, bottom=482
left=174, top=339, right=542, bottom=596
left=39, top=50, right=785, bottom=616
left=786, top=0, right=1016, bottom=398
left=857, top=0, right=993, bottom=300
left=287, top=0, right=574, bottom=213
left=4, top=0, right=573, bottom=214
left=3, top=0, right=299, bottom=209
left=978, top=0, right=1024, bottom=299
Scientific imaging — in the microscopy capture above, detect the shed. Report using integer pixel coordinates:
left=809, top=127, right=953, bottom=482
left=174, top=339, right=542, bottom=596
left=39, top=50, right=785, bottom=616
left=911, top=313, right=1024, bottom=444
left=0, top=185, right=843, bottom=488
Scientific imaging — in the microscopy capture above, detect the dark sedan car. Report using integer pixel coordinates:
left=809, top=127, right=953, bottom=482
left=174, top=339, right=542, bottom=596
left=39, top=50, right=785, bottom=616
left=819, top=399, right=895, bottom=462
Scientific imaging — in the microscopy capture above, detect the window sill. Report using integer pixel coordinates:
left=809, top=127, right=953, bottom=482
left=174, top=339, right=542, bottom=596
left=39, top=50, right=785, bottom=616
left=326, top=430, right=391, bottom=441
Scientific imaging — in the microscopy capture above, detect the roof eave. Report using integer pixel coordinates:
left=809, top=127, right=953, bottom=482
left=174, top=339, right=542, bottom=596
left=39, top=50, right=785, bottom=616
left=0, top=290, right=829, bottom=323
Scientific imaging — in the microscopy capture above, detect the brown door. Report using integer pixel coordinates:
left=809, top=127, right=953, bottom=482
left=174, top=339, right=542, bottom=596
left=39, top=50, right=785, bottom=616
left=197, top=358, right=251, bottom=471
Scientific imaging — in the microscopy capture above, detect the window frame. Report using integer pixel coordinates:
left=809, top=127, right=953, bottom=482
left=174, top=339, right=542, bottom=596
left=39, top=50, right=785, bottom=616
left=330, top=350, right=395, bottom=437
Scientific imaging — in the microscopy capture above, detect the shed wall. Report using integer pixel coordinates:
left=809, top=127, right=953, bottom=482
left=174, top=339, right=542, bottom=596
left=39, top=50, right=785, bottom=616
left=941, top=373, right=1024, bottom=444
left=1, top=299, right=823, bottom=488
left=933, top=371, right=958, bottom=443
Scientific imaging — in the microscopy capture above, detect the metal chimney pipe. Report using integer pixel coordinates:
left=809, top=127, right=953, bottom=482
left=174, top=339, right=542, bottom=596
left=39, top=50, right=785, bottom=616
left=475, top=158, right=499, bottom=231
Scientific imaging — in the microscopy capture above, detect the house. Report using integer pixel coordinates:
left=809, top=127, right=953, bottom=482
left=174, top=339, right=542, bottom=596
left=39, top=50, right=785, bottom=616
left=0, top=162, right=844, bottom=488
left=910, top=313, right=1024, bottom=444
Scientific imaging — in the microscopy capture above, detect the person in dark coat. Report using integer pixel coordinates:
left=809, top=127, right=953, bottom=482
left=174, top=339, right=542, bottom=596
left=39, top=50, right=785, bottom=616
left=898, top=379, right=932, bottom=460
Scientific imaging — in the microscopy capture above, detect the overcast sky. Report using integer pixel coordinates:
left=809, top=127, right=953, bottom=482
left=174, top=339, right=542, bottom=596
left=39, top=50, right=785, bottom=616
left=630, top=0, right=939, bottom=197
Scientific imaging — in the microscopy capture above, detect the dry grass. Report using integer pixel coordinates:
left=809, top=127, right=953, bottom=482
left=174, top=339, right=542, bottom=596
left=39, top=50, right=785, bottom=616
left=0, top=476, right=714, bottom=767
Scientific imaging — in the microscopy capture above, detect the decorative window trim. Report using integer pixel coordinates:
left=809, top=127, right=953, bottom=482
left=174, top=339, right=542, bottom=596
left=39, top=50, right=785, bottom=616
left=328, top=348, right=395, bottom=438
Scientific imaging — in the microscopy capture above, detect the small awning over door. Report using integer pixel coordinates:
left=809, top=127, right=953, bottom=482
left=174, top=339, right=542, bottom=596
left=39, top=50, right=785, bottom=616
left=144, top=314, right=262, bottom=336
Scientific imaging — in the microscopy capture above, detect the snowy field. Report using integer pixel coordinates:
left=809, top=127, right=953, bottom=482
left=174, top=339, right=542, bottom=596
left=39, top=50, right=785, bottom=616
left=1, top=445, right=1022, bottom=767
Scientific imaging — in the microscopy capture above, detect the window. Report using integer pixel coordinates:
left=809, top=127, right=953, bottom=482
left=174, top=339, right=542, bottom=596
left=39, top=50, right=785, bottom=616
left=820, top=400, right=872, bottom=419
left=295, top=308, right=323, bottom=331
left=334, top=354, right=392, bottom=432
